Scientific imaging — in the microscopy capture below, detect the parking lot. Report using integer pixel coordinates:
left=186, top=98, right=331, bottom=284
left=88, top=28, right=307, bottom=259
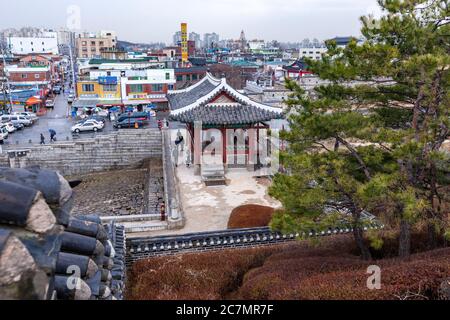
left=1, top=92, right=162, bottom=149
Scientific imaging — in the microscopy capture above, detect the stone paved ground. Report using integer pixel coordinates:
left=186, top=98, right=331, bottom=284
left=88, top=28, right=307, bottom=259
left=69, top=169, right=149, bottom=217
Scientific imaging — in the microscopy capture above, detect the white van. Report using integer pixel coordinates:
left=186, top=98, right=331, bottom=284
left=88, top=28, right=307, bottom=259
left=1, top=122, right=16, bottom=133
left=0, top=115, right=32, bottom=127
left=0, top=126, right=9, bottom=143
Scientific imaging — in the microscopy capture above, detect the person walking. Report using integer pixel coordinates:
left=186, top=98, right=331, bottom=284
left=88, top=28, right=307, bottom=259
left=176, top=130, right=185, bottom=152
left=40, top=133, right=45, bottom=145
left=49, top=129, right=57, bottom=142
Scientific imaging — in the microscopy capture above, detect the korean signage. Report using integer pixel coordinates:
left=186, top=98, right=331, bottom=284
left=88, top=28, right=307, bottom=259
left=181, top=23, right=188, bottom=63
left=98, top=76, right=118, bottom=85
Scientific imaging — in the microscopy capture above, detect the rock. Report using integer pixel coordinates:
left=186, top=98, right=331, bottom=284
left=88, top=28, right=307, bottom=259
left=439, top=278, right=450, bottom=300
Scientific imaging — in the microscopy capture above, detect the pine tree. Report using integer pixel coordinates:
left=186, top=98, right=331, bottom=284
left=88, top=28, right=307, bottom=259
left=270, top=0, right=449, bottom=259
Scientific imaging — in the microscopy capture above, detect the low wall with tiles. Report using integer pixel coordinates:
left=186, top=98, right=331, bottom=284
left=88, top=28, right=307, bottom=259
left=126, top=223, right=384, bottom=265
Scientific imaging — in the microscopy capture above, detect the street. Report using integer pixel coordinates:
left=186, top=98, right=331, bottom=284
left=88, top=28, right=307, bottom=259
left=1, top=92, right=162, bottom=149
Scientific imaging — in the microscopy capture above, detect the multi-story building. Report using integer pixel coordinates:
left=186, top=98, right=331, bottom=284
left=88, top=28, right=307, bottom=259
left=189, top=32, right=202, bottom=48
left=248, top=40, right=265, bottom=52
left=203, top=33, right=219, bottom=49
left=75, top=66, right=175, bottom=110
left=57, top=28, right=76, bottom=56
left=298, top=46, right=327, bottom=61
left=7, top=31, right=59, bottom=55
left=4, top=65, right=52, bottom=91
left=174, top=66, right=207, bottom=89
left=76, top=31, right=118, bottom=59
left=173, top=31, right=182, bottom=46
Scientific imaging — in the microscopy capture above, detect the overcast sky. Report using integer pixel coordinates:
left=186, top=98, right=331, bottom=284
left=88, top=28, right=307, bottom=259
left=0, top=0, right=381, bottom=43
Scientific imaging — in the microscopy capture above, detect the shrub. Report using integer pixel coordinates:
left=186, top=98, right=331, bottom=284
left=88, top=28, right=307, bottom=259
left=227, top=205, right=275, bottom=229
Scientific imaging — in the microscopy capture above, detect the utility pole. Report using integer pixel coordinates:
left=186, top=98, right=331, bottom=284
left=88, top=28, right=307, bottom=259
left=68, top=43, right=76, bottom=94
left=1, top=43, right=13, bottom=113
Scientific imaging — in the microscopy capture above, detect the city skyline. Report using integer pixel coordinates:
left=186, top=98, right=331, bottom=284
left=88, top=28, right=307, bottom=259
left=0, top=0, right=381, bottom=44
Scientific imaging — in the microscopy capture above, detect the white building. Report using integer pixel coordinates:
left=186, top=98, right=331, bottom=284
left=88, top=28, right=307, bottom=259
left=298, top=46, right=327, bottom=61
left=189, top=32, right=202, bottom=48
left=173, top=31, right=182, bottom=46
left=248, top=40, right=265, bottom=51
left=203, top=33, right=219, bottom=49
left=7, top=32, right=59, bottom=55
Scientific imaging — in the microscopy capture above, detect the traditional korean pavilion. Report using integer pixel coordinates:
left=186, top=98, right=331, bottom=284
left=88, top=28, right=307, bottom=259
left=168, top=73, right=284, bottom=175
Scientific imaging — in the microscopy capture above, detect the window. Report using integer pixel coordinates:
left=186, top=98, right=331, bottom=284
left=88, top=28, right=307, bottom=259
left=103, top=84, right=117, bottom=92
left=91, top=41, right=96, bottom=46
left=42, top=42, right=44, bottom=45
left=192, top=74, right=198, bottom=80
left=185, top=75, right=191, bottom=81
left=35, top=74, right=40, bottom=79
left=82, top=41, right=87, bottom=46
left=168, top=85, right=174, bottom=90
left=83, top=54, right=88, bottom=58
left=129, top=84, right=143, bottom=92
left=21, top=74, right=28, bottom=79
left=176, top=75, right=183, bottom=82
left=82, top=84, right=95, bottom=92
left=82, top=47, right=88, bottom=52
left=165, top=73, right=170, bottom=80
left=99, top=41, right=104, bottom=46
left=151, top=84, right=163, bottom=92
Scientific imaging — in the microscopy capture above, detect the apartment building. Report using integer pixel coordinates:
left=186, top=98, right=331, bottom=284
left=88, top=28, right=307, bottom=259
left=76, top=31, right=118, bottom=59
left=7, top=31, right=59, bottom=55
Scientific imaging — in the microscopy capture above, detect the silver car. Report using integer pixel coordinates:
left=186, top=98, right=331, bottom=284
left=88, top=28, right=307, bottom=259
left=1, top=115, right=32, bottom=127
left=71, top=120, right=103, bottom=133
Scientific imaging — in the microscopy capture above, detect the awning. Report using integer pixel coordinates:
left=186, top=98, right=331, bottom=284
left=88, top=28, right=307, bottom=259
left=72, top=99, right=100, bottom=108
left=123, top=98, right=168, bottom=105
left=25, top=96, right=42, bottom=106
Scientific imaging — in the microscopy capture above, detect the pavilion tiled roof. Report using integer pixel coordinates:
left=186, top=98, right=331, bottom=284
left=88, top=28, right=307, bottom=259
left=168, top=73, right=284, bottom=126
left=173, top=104, right=283, bottom=126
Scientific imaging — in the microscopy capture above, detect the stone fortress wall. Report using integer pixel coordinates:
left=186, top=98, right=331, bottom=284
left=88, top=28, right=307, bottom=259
left=0, top=129, right=163, bottom=176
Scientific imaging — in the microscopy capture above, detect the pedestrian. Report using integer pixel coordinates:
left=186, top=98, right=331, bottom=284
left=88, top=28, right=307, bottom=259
left=49, top=129, right=57, bottom=142
left=40, top=133, right=45, bottom=145
left=176, top=130, right=185, bottom=152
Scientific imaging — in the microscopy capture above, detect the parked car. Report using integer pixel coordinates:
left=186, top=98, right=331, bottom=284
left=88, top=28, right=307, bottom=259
left=1, top=122, right=16, bottom=133
left=45, top=99, right=55, bottom=109
left=12, top=112, right=38, bottom=123
left=12, top=123, right=24, bottom=131
left=0, top=115, right=32, bottom=127
left=71, top=120, right=104, bottom=133
left=114, top=118, right=145, bottom=129
left=67, top=94, right=75, bottom=104
left=116, top=112, right=149, bottom=123
left=87, top=115, right=107, bottom=124
left=0, top=126, right=8, bottom=144
left=53, top=86, right=62, bottom=94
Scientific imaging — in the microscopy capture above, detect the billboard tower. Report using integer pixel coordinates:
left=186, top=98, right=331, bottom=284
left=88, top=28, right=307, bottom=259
left=181, top=23, right=188, bottom=65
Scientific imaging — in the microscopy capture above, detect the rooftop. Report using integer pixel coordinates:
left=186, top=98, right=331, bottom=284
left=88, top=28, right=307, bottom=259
left=168, top=73, right=284, bottom=126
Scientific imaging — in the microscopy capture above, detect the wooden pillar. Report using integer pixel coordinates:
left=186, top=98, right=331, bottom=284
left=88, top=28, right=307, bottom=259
left=222, top=127, right=227, bottom=165
left=256, top=124, right=260, bottom=166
